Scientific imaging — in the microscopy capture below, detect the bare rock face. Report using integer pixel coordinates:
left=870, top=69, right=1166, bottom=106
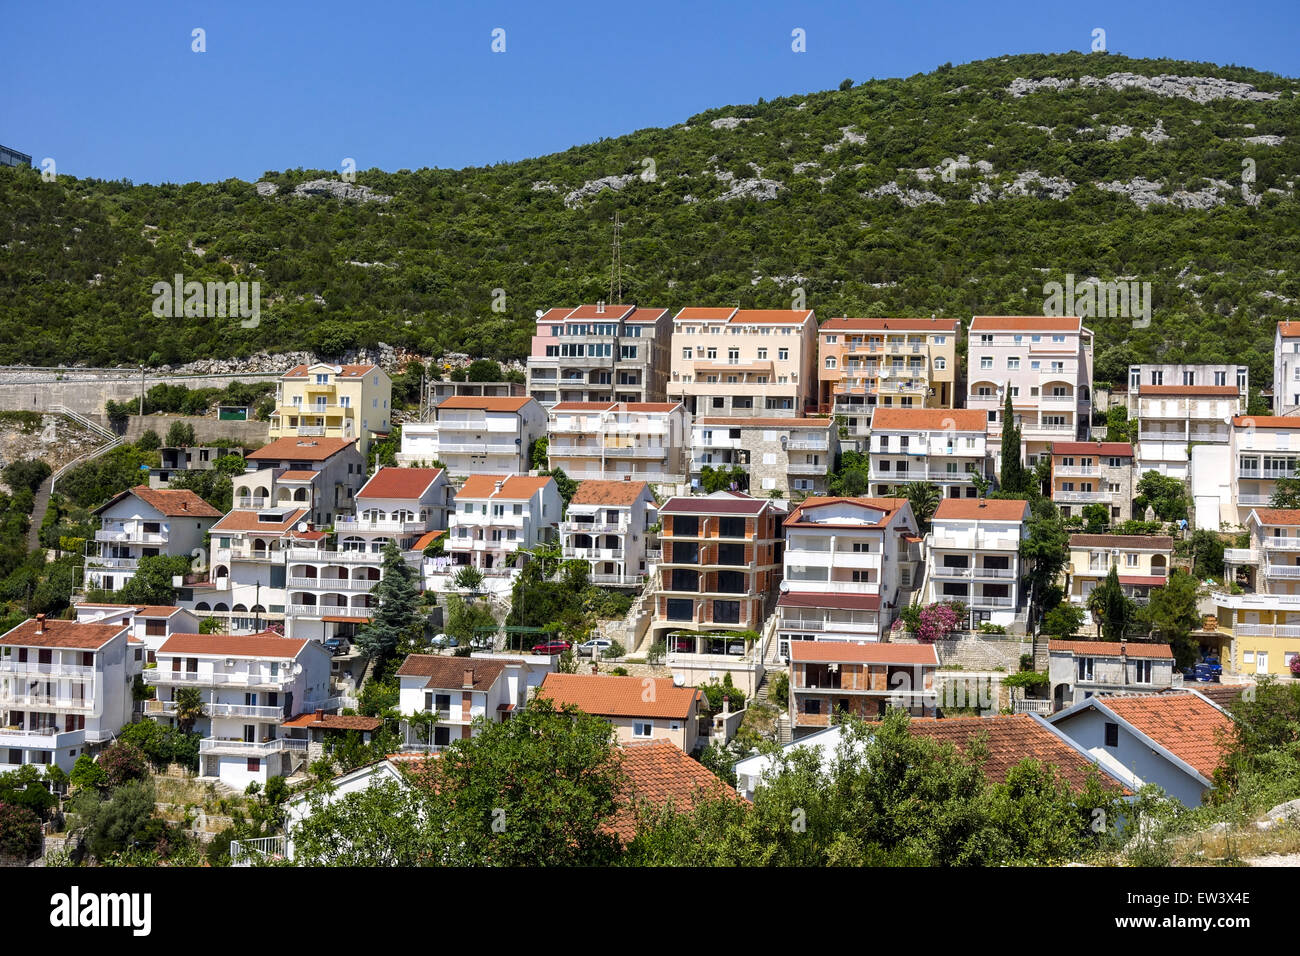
left=255, top=181, right=279, bottom=196
left=709, top=116, right=752, bottom=130
left=1095, top=177, right=1229, bottom=210
left=1009, top=72, right=1281, bottom=104
left=1001, top=171, right=1075, bottom=200
left=716, top=178, right=783, bottom=202
left=862, top=182, right=945, bottom=207
left=563, top=173, right=637, bottom=209
left=1241, top=134, right=1286, bottom=146
left=530, top=180, right=559, bottom=192
left=291, top=179, right=392, bottom=203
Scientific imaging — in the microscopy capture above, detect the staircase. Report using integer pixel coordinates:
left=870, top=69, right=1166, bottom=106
left=29, top=407, right=122, bottom=553
left=623, top=572, right=660, bottom=656
left=26, top=476, right=52, bottom=551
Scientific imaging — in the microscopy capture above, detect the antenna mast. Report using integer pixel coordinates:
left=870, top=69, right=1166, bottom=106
left=609, top=211, right=622, bottom=304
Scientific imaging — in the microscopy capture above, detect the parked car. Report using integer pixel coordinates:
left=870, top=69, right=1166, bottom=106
left=577, top=638, right=613, bottom=657
left=1189, top=663, right=1220, bottom=683
left=532, top=641, right=572, bottom=655
left=323, top=638, right=350, bottom=656
left=431, top=633, right=459, bottom=649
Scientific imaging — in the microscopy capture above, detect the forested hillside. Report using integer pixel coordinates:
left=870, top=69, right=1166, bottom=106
left=1, top=51, right=1297, bottom=387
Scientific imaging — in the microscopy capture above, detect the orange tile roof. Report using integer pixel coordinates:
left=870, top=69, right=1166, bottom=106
left=694, top=416, right=832, bottom=428
left=606, top=740, right=740, bottom=842
left=620, top=402, right=681, bottom=413
left=1278, top=322, right=1300, bottom=338
left=1048, top=640, right=1174, bottom=659
left=789, top=641, right=938, bottom=665
left=1233, top=415, right=1300, bottom=429
left=411, top=530, right=447, bottom=550
left=96, top=485, right=223, bottom=518
left=562, top=303, right=638, bottom=321
left=211, top=507, right=310, bottom=534
left=624, top=308, right=669, bottom=323
left=437, top=395, right=536, bottom=412
left=135, top=606, right=186, bottom=618
left=277, top=470, right=318, bottom=482
left=870, top=408, right=987, bottom=431
left=157, top=631, right=309, bottom=658
left=283, top=363, right=379, bottom=377
left=357, top=466, right=444, bottom=500
left=1138, top=385, right=1239, bottom=396
left=281, top=712, right=382, bottom=731
left=571, top=480, right=652, bottom=506
left=674, top=307, right=739, bottom=321
left=538, top=673, right=702, bottom=720
left=1248, top=509, right=1300, bottom=526
left=820, top=317, right=960, bottom=333
left=247, top=437, right=355, bottom=462
left=784, top=496, right=907, bottom=529
left=395, top=654, right=506, bottom=690
left=933, top=498, right=1030, bottom=521
left=1052, top=442, right=1133, bottom=457
left=455, top=474, right=555, bottom=501
left=969, top=316, right=1082, bottom=332
left=907, top=715, right=1128, bottom=793
left=1097, top=693, right=1235, bottom=779
left=0, top=618, right=125, bottom=650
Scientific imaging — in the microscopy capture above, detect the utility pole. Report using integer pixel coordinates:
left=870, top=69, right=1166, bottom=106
left=139, top=365, right=145, bottom=416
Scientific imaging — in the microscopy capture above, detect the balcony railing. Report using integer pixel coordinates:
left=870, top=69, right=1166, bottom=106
left=199, top=737, right=309, bottom=756
left=0, top=660, right=96, bottom=679
left=144, top=670, right=294, bottom=689
left=1263, top=537, right=1300, bottom=550
left=1224, top=548, right=1260, bottom=563
left=1239, top=469, right=1297, bottom=480
left=86, top=556, right=139, bottom=569
left=334, top=517, right=428, bottom=534
left=0, top=693, right=93, bottom=711
left=145, top=699, right=285, bottom=720
left=284, top=547, right=381, bottom=563
left=589, top=573, right=644, bottom=586
left=560, top=520, right=628, bottom=535
left=289, top=605, right=373, bottom=618
left=1054, top=491, right=1111, bottom=503
left=434, top=442, right=522, bottom=455
left=785, top=439, right=829, bottom=451
left=563, top=547, right=625, bottom=561
left=1235, top=623, right=1300, bottom=637
left=1265, top=565, right=1300, bottom=577
left=1236, top=495, right=1272, bottom=506
left=969, top=595, right=1015, bottom=607
left=95, top=529, right=168, bottom=544
left=288, top=576, right=376, bottom=591
left=787, top=462, right=827, bottom=474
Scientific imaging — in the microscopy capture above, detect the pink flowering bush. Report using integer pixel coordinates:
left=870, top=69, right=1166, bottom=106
left=915, top=603, right=962, bottom=644
left=1290, top=654, right=1300, bottom=677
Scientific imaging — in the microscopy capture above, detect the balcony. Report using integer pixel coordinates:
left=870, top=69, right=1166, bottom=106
left=1236, top=494, right=1272, bottom=506
left=563, top=547, right=625, bottom=561
left=95, top=529, right=168, bottom=544
left=0, top=693, right=93, bottom=711
left=289, top=605, right=373, bottom=618
left=199, top=737, right=309, bottom=757
left=1224, top=548, right=1260, bottom=563
left=778, top=616, right=879, bottom=634
left=0, top=660, right=96, bottom=680
left=284, top=547, right=381, bottom=563
left=334, top=517, right=428, bottom=534
left=223, top=546, right=282, bottom=563
left=1054, top=490, right=1111, bottom=503
left=145, top=699, right=285, bottom=720
left=86, top=556, right=139, bottom=569
left=1235, top=623, right=1300, bottom=638
left=787, top=462, right=827, bottom=475
left=435, top=442, right=522, bottom=456
left=931, top=535, right=1021, bottom=551
left=297, top=426, right=327, bottom=437
left=589, top=573, right=644, bottom=586
left=601, top=445, right=670, bottom=459
left=786, top=439, right=829, bottom=451
left=1053, top=466, right=1098, bottom=477
left=969, top=595, right=1015, bottom=608
left=0, top=726, right=83, bottom=749
left=1240, top=469, right=1297, bottom=480
left=288, top=576, right=376, bottom=591
left=1263, top=537, right=1300, bottom=550
left=1265, top=565, right=1300, bottom=577
left=1023, top=423, right=1076, bottom=434
left=144, top=670, right=294, bottom=690
left=560, top=520, right=628, bottom=535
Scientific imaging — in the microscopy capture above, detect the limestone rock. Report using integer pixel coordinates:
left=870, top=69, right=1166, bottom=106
left=291, top=179, right=392, bottom=203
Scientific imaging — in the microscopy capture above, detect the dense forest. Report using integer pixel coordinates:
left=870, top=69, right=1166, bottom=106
left=1, top=52, right=1297, bottom=388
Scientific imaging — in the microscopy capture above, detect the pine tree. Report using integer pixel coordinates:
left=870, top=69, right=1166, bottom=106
left=354, top=541, right=423, bottom=664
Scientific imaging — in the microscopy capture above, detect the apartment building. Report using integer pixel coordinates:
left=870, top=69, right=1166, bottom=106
left=425, top=378, right=525, bottom=412
left=1223, top=508, right=1300, bottom=599
left=74, top=603, right=199, bottom=662
left=284, top=467, right=449, bottom=641
left=146, top=632, right=332, bottom=790
left=1203, top=588, right=1300, bottom=679
left=538, top=673, right=704, bottom=753
left=775, top=497, right=921, bottom=658
left=149, top=444, right=254, bottom=489
left=0, top=615, right=140, bottom=772
left=690, top=416, right=837, bottom=497
left=526, top=303, right=673, bottom=407
left=397, top=396, right=546, bottom=477
left=1230, top=416, right=1300, bottom=524
left=85, top=485, right=222, bottom=594
left=867, top=408, right=990, bottom=499
left=268, top=363, right=393, bottom=458
left=547, top=401, right=689, bottom=486
left=396, top=655, right=513, bottom=747
left=667, top=307, right=817, bottom=418
left=1274, top=322, right=1300, bottom=415
left=560, top=480, right=658, bottom=586
left=1050, top=441, right=1135, bottom=521
left=239, top=436, right=366, bottom=526
left=443, top=475, right=562, bottom=578
left=818, top=317, right=960, bottom=448
left=1046, top=640, right=1177, bottom=710
left=788, top=641, right=939, bottom=738
left=966, top=316, right=1094, bottom=466
left=1063, top=534, right=1173, bottom=606
left=653, top=493, right=782, bottom=694
left=194, top=507, right=312, bottom=633
left=925, top=498, right=1031, bottom=629
left=1127, top=364, right=1248, bottom=478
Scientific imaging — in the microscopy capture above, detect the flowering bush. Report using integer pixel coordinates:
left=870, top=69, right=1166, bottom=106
left=0, top=802, right=42, bottom=859
left=916, top=603, right=963, bottom=644
left=1290, top=654, right=1300, bottom=677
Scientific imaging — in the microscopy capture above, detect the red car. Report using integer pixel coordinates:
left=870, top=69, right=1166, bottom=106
left=531, top=641, right=571, bottom=655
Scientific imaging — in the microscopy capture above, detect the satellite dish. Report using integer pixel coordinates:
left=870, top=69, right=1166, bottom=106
left=535, top=309, right=544, bottom=318
left=297, top=522, right=308, bottom=533
left=779, top=580, right=790, bottom=592
left=293, top=663, right=303, bottom=675
left=672, top=673, right=685, bottom=686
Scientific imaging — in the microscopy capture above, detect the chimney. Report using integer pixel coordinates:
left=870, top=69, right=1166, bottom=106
left=462, top=668, right=475, bottom=689
left=722, top=694, right=730, bottom=716
left=182, top=500, right=189, bottom=511
left=494, top=480, right=504, bottom=494
left=34, top=613, right=45, bottom=634
left=314, top=709, right=324, bottom=722
left=596, top=300, right=605, bottom=314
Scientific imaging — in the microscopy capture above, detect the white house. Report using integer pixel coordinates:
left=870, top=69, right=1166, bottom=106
left=1127, top=365, right=1247, bottom=480
left=548, top=401, right=689, bottom=487
left=194, top=506, right=313, bottom=634
left=561, top=479, right=658, bottom=586
left=146, top=631, right=333, bottom=791
left=0, top=615, right=141, bottom=773
left=925, top=497, right=1030, bottom=629
left=395, top=654, right=515, bottom=748
left=1274, top=321, right=1300, bottom=415
left=85, top=485, right=222, bottom=593
left=1047, top=691, right=1234, bottom=806
left=398, top=396, right=546, bottom=477
left=441, top=475, right=561, bottom=584
left=1046, top=640, right=1178, bottom=710
left=74, top=603, right=199, bottom=663
left=867, top=407, right=991, bottom=499
left=776, top=496, right=921, bottom=657
left=239, top=436, right=367, bottom=527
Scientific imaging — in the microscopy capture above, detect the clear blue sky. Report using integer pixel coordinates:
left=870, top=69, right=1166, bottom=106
left=3, top=0, right=1297, bottom=184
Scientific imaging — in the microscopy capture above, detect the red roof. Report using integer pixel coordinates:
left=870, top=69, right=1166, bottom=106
left=281, top=712, right=382, bottom=731
left=456, top=474, right=555, bottom=501
left=0, top=618, right=125, bottom=650
left=729, top=309, right=815, bottom=325
left=660, top=494, right=769, bottom=516
left=907, top=715, right=1128, bottom=793
left=283, top=363, right=377, bottom=377
left=1248, top=509, right=1300, bottom=527
left=247, top=437, right=354, bottom=462
left=437, top=396, right=535, bottom=412
left=278, top=470, right=318, bottom=482
left=1279, top=322, right=1300, bottom=339
left=157, top=631, right=309, bottom=658
left=1118, top=575, right=1167, bottom=587
left=411, top=530, right=447, bottom=550
left=96, top=485, right=223, bottom=518
left=561, top=303, right=638, bottom=321
left=395, top=654, right=506, bottom=690
left=969, top=316, right=1082, bottom=332
left=1068, top=534, right=1174, bottom=549
left=674, top=307, right=739, bottom=321
left=784, top=496, right=907, bottom=529
left=820, top=317, right=960, bottom=333
left=933, top=498, right=1029, bottom=522
left=357, top=466, right=444, bottom=500
left=1096, top=693, right=1235, bottom=779
left=776, top=592, right=881, bottom=611
left=135, top=606, right=186, bottom=618
left=606, top=740, right=740, bottom=842
left=870, top=408, right=986, bottom=431
left=789, top=641, right=937, bottom=665
left=1052, top=442, right=1133, bottom=457
left=1234, top=415, right=1300, bottom=429
left=538, top=674, right=702, bottom=720
left=1048, top=640, right=1174, bottom=659
left=211, top=507, right=310, bottom=534
left=571, top=480, right=652, bottom=506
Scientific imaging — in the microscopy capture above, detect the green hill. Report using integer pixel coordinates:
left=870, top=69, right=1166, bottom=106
left=1, top=51, right=1297, bottom=388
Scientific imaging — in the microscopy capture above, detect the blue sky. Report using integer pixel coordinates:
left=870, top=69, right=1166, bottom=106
left=2, top=0, right=1297, bottom=184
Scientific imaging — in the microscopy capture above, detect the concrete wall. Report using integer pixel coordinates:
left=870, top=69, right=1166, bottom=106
left=0, top=369, right=282, bottom=416
left=124, top=414, right=269, bottom=446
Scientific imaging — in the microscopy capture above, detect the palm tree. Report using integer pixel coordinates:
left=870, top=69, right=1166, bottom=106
left=903, top=481, right=943, bottom=534
left=173, top=687, right=206, bottom=735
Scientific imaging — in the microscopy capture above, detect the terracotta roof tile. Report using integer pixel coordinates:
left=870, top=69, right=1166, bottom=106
left=571, top=480, right=652, bottom=506
left=1048, top=640, right=1174, bottom=659
left=784, top=496, right=907, bottom=529
left=870, top=408, right=987, bottom=431
left=674, top=307, right=739, bottom=321
left=1233, top=415, right=1300, bottom=429
left=455, top=474, right=555, bottom=501
left=0, top=618, right=125, bottom=650
left=606, top=740, right=740, bottom=842
left=211, top=508, right=310, bottom=534
left=157, top=631, right=310, bottom=658
left=1068, top=534, right=1174, bottom=549
left=96, top=485, right=223, bottom=518
left=1249, top=509, right=1300, bottom=527
left=538, top=673, right=702, bottom=720
left=437, top=395, right=536, bottom=412
left=283, top=363, right=378, bottom=377
left=789, top=641, right=937, bottom=665
left=134, top=606, right=185, bottom=618
left=1097, top=692, right=1235, bottom=779
left=933, top=498, right=1030, bottom=521
left=395, top=654, right=506, bottom=691
left=1278, top=322, right=1300, bottom=339
left=561, top=303, right=638, bottom=321
left=357, top=466, right=444, bottom=500
left=247, top=437, right=355, bottom=462
left=411, top=530, right=447, bottom=550
left=776, top=592, right=880, bottom=611
left=281, top=712, right=382, bottom=731
left=277, top=470, right=318, bottom=482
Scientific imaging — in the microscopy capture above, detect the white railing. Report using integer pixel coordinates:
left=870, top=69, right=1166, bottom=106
left=1012, top=699, right=1053, bottom=715
left=786, top=439, right=829, bottom=451
left=223, top=546, right=281, bottom=562
left=931, top=536, right=1021, bottom=551
left=970, top=595, right=1015, bottom=607
left=86, top=556, right=139, bottom=569
left=973, top=567, right=1017, bottom=579
left=144, top=670, right=294, bottom=689
left=1236, top=495, right=1272, bottom=506
left=589, top=573, right=643, bottom=586
left=94, top=529, right=168, bottom=544
left=288, top=577, right=376, bottom=591
left=1054, top=491, right=1111, bottom=503
left=1052, top=466, right=1098, bottom=477
left=0, top=693, right=93, bottom=711
left=1241, top=469, right=1297, bottom=480
left=285, top=548, right=381, bottom=563
left=0, top=660, right=96, bottom=679
left=1264, top=537, right=1300, bottom=550
left=1224, top=548, right=1260, bottom=563
left=334, top=518, right=428, bottom=534
left=560, top=520, right=628, bottom=535
left=600, top=446, right=670, bottom=459
left=1235, top=623, right=1300, bottom=637
left=230, top=836, right=286, bottom=867
left=289, top=605, right=373, bottom=618
left=563, top=547, right=625, bottom=560
left=199, top=737, right=308, bottom=755
left=297, top=426, right=327, bottom=436
left=787, top=462, right=827, bottom=474
left=1265, top=565, right=1300, bottom=577
left=435, top=442, right=521, bottom=455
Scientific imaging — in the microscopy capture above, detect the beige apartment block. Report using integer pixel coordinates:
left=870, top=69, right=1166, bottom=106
left=1049, top=441, right=1135, bottom=522
left=1063, top=534, right=1173, bottom=607
left=269, top=363, right=393, bottom=458
left=817, top=317, right=959, bottom=448
left=966, top=316, right=1094, bottom=468
left=525, top=303, right=672, bottom=407
left=547, top=401, right=689, bottom=486
left=667, top=308, right=817, bottom=418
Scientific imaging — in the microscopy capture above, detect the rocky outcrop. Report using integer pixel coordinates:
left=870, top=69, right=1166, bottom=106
left=862, top=182, right=945, bottom=206
left=709, top=116, right=752, bottom=130
left=1241, top=134, right=1286, bottom=146
left=254, top=182, right=278, bottom=196
left=1096, top=176, right=1229, bottom=210
left=290, top=179, right=392, bottom=203
left=716, top=177, right=783, bottom=202
left=563, top=173, right=637, bottom=209
left=1009, top=72, right=1282, bottom=103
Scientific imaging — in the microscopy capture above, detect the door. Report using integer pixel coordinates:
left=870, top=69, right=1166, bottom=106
left=1257, top=652, right=1269, bottom=674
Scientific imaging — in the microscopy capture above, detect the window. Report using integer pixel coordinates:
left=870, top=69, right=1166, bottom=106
left=1007, top=357, right=1020, bottom=370
left=1104, top=722, right=1119, bottom=747
left=935, top=357, right=946, bottom=370
left=824, top=336, right=836, bottom=344
left=1214, top=370, right=1227, bottom=386
left=979, top=334, right=993, bottom=345
left=1077, top=656, right=1095, bottom=681
left=825, top=356, right=837, bottom=369
left=757, top=348, right=768, bottom=360
left=247, top=758, right=261, bottom=772
left=633, top=722, right=654, bottom=738
left=682, top=348, right=693, bottom=360
left=778, top=349, right=789, bottom=361
left=1134, top=659, right=1152, bottom=683
left=980, top=357, right=992, bottom=370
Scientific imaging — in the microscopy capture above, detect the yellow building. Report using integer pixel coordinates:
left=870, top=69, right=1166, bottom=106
left=1208, top=592, right=1300, bottom=678
left=268, top=363, right=393, bottom=458
left=1062, top=533, right=1173, bottom=606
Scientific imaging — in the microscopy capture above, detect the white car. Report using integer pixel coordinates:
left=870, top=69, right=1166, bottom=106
left=577, top=638, right=613, bottom=657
